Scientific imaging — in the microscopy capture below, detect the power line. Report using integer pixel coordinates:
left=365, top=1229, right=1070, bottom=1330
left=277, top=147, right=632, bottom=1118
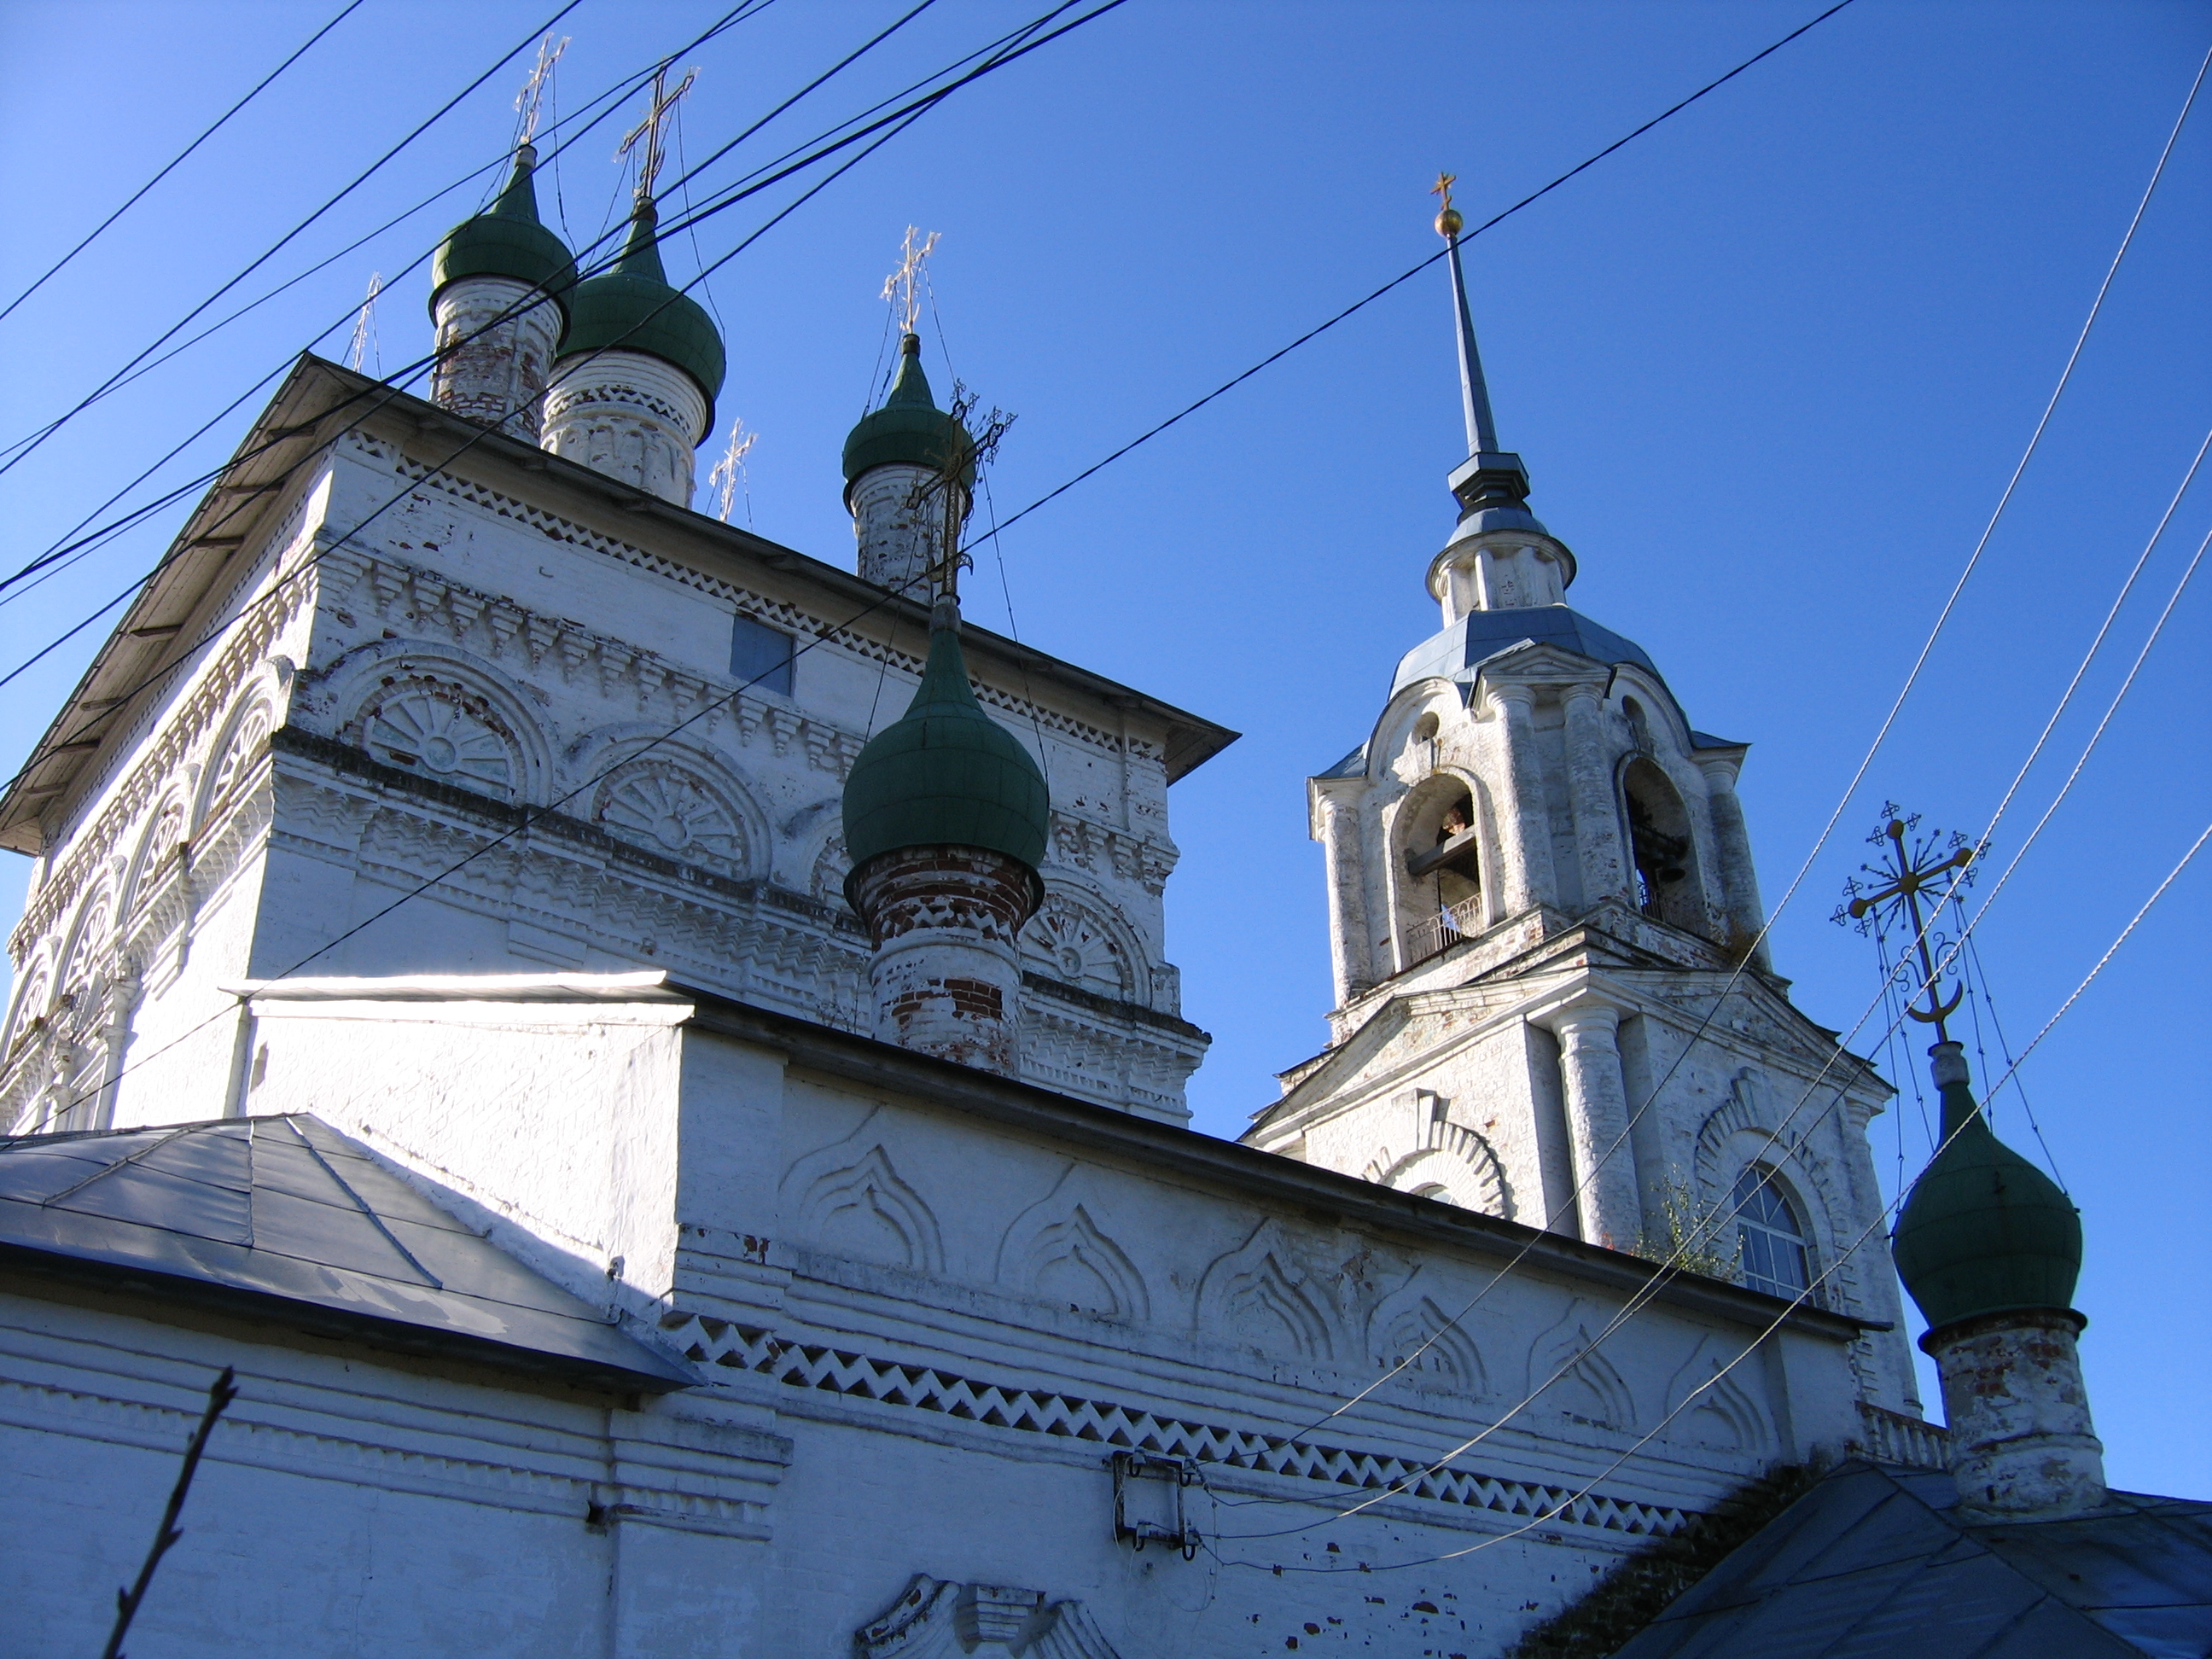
left=0, top=2, right=779, bottom=594
left=1207, top=818, right=2208, bottom=1572
left=0, top=0, right=367, bottom=327
left=969, top=0, right=1864, bottom=550
left=1185, top=46, right=2209, bottom=1480
left=0, top=1, right=783, bottom=612
left=0, top=0, right=591, bottom=482
left=0, top=0, right=1108, bottom=622
left=1, top=6, right=1131, bottom=1132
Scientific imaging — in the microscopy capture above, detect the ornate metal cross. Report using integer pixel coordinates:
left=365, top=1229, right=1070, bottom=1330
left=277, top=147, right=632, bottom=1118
left=1832, top=805, right=1982, bottom=1042
left=880, top=226, right=940, bottom=338
left=619, top=64, right=696, bottom=200
left=514, top=33, right=568, bottom=148
left=1430, top=171, right=1462, bottom=236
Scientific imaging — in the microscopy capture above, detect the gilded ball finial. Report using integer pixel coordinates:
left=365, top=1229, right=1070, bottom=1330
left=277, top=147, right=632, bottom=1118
left=1430, top=171, right=1462, bottom=238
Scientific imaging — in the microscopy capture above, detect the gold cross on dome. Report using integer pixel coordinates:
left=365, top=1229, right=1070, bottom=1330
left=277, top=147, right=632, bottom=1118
left=618, top=65, right=696, bottom=200
left=880, top=226, right=940, bottom=337
left=1431, top=170, right=1464, bottom=238
left=514, top=33, right=568, bottom=148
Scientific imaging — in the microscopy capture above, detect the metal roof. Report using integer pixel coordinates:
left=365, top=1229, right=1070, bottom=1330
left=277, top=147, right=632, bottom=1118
left=1390, top=605, right=1662, bottom=698
left=1611, top=1459, right=2212, bottom=1658
left=0, top=1114, right=692, bottom=1391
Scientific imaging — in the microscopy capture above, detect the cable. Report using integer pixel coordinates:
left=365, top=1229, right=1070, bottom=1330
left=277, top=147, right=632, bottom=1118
left=0, top=0, right=367, bottom=328
left=969, top=0, right=1863, bottom=551
left=0, top=0, right=590, bottom=481
left=1202, top=48, right=2210, bottom=1454
left=1208, top=822, right=2206, bottom=1571
left=3, top=9, right=1128, bottom=1131
left=0, top=1, right=776, bottom=602
left=0, top=0, right=1102, bottom=620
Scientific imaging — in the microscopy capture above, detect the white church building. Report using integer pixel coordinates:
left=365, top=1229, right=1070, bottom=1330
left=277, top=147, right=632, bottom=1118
left=0, top=137, right=1947, bottom=1658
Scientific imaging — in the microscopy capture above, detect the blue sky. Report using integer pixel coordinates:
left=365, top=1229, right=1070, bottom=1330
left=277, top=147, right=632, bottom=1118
left=2, top=1, right=2206, bottom=1496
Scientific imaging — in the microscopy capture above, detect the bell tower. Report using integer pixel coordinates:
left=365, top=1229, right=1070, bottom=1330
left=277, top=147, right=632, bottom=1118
left=1246, top=178, right=1920, bottom=1416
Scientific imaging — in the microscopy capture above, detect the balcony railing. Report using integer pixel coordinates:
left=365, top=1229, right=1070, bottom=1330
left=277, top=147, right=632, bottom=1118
left=1400, top=895, right=1486, bottom=969
left=1850, top=1401, right=1950, bottom=1471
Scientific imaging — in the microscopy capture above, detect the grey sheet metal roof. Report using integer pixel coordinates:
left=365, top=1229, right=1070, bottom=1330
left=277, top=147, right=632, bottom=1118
left=0, top=1115, right=692, bottom=1392
left=1611, top=1459, right=2212, bottom=1658
left=1391, top=605, right=1661, bottom=698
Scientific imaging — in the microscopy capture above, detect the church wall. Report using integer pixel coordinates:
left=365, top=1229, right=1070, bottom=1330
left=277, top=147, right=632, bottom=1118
left=0, top=1285, right=783, bottom=1659
left=3, top=971, right=1882, bottom=1655
left=0, top=463, right=326, bottom=1136
left=2, top=405, right=1214, bottom=1129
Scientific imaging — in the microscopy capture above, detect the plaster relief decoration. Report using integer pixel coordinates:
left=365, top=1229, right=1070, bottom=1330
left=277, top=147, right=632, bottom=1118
left=592, top=758, right=748, bottom=874
left=810, top=831, right=850, bottom=906
left=1527, top=1303, right=1637, bottom=1432
left=1196, top=1218, right=1338, bottom=1361
left=1365, top=1119, right=1513, bottom=1220
left=996, top=1167, right=1150, bottom=1323
left=356, top=676, right=521, bottom=801
left=128, top=801, right=186, bottom=914
left=1664, top=1337, right=1773, bottom=1457
left=857, top=1575, right=1122, bottom=1659
left=203, top=699, right=273, bottom=818
left=1020, top=894, right=1132, bottom=998
left=1367, top=1276, right=1488, bottom=1394
left=781, top=1115, right=945, bottom=1275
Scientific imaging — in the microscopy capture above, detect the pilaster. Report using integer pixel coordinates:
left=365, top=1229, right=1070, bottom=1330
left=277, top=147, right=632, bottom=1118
left=1485, top=683, right=1557, bottom=914
left=1563, top=682, right=1627, bottom=913
left=1545, top=999, right=1642, bottom=1251
left=1696, top=754, right=1769, bottom=970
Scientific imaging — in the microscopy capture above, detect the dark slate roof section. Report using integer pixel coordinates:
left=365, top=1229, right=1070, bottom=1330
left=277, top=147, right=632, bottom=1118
left=0, top=1115, right=692, bottom=1392
left=1610, top=1459, right=2212, bottom=1659
left=1390, top=605, right=1661, bottom=700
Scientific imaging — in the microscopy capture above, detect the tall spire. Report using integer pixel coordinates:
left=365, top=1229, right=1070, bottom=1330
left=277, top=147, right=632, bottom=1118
left=1429, top=173, right=1537, bottom=531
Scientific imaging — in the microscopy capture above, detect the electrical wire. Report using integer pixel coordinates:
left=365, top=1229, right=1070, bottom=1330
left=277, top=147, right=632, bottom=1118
left=1208, top=819, right=2206, bottom=1566
left=0, top=0, right=591, bottom=482
left=2, top=9, right=1130, bottom=1133
left=0, top=0, right=368, bottom=328
left=1190, top=45, right=2210, bottom=1460
left=0, top=1, right=777, bottom=608
left=0, top=0, right=1107, bottom=622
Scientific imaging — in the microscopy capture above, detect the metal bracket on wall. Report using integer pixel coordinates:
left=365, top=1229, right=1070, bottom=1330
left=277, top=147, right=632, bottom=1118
left=1110, top=1451, right=1199, bottom=1560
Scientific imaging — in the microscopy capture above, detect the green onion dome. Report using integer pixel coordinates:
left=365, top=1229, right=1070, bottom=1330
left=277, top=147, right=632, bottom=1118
left=556, top=196, right=726, bottom=432
left=1892, top=1043, right=2082, bottom=1333
left=842, top=334, right=975, bottom=505
left=429, top=144, right=578, bottom=317
left=841, top=606, right=1048, bottom=905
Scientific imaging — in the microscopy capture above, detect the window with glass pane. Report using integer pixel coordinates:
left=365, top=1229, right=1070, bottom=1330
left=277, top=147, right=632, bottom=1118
left=731, top=614, right=794, bottom=697
left=1732, top=1167, right=1809, bottom=1298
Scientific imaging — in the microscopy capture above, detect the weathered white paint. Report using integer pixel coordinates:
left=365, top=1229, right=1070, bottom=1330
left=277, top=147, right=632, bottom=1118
left=431, top=274, right=564, bottom=441
left=1924, top=1310, right=2107, bottom=1522
left=2, top=373, right=1206, bottom=1133
left=542, top=348, right=709, bottom=507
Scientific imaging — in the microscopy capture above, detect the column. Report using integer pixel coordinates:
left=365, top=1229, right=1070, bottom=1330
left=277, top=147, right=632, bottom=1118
left=1551, top=1002, right=1642, bottom=1251
left=1562, top=683, right=1627, bottom=912
left=1924, top=1310, right=2106, bottom=1521
left=1697, top=758, right=1771, bottom=972
left=1487, top=683, right=1557, bottom=916
left=1315, top=788, right=1374, bottom=1004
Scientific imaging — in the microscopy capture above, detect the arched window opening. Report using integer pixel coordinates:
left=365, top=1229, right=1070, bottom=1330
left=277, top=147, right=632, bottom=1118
left=1732, top=1167, right=1809, bottom=1298
left=1411, top=1183, right=1456, bottom=1207
left=1397, top=777, right=1482, bottom=966
left=1621, top=758, right=1704, bottom=934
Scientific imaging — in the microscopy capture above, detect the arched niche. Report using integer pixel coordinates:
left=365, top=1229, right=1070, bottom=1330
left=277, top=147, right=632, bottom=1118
left=1389, top=771, right=1485, bottom=969
left=1620, top=756, right=1708, bottom=937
